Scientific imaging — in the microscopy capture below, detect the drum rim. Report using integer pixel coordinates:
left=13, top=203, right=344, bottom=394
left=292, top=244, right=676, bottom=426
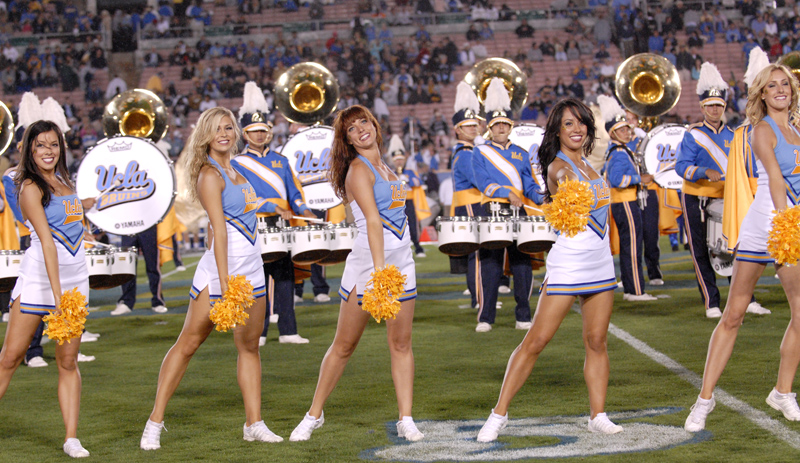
left=86, top=248, right=109, bottom=255
left=0, top=250, right=25, bottom=255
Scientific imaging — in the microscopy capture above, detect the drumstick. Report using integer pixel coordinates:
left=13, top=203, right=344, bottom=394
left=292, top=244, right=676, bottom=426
left=292, top=215, right=327, bottom=224
left=93, top=179, right=123, bottom=203
left=85, top=240, right=112, bottom=249
left=522, top=204, right=544, bottom=214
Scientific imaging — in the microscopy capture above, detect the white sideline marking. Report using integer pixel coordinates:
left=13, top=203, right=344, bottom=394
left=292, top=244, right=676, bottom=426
left=608, top=322, right=800, bottom=449
left=162, top=261, right=198, bottom=279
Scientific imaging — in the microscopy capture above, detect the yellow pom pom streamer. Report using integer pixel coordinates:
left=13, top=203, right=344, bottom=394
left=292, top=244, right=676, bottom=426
left=767, top=205, right=800, bottom=266
left=209, top=274, right=254, bottom=332
left=43, top=288, right=88, bottom=345
left=362, top=265, right=407, bottom=323
left=542, top=178, right=594, bottom=238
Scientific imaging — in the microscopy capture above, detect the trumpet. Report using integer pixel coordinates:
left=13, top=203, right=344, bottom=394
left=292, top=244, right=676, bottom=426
left=0, top=100, right=14, bottom=156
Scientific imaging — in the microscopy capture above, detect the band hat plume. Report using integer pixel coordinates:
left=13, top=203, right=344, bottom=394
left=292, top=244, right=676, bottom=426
left=41, top=97, right=71, bottom=134
left=744, top=47, right=770, bottom=88
left=696, top=62, right=728, bottom=106
left=597, top=94, right=629, bottom=135
left=239, top=81, right=272, bottom=132
left=387, top=134, right=406, bottom=159
left=17, top=92, right=43, bottom=131
left=452, top=81, right=481, bottom=127
left=484, top=77, right=513, bottom=127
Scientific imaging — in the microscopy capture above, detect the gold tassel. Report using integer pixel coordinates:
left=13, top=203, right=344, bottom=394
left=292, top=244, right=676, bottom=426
left=43, top=288, right=88, bottom=345
left=767, top=205, right=800, bottom=266
left=542, top=178, right=594, bottom=238
left=209, top=275, right=254, bottom=332
left=362, top=265, right=407, bottom=323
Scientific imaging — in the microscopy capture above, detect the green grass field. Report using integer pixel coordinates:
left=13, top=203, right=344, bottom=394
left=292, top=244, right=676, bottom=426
left=2, top=240, right=800, bottom=462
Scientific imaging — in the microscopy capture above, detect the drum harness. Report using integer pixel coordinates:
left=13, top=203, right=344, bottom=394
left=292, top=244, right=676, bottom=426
left=605, top=142, right=648, bottom=210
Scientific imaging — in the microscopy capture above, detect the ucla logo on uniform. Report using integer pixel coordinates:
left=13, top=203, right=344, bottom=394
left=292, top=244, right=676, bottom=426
left=389, top=183, right=408, bottom=210
left=62, top=197, right=84, bottom=224
left=271, top=160, right=282, bottom=169
left=242, top=186, right=258, bottom=213
left=512, top=151, right=523, bottom=161
left=94, top=161, right=156, bottom=211
left=724, top=140, right=731, bottom=149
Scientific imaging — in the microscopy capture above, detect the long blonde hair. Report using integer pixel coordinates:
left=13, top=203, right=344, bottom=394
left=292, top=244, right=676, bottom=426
left=745, top=64, right=800, bottom=127
left=184, top=107, right=242, bottom=200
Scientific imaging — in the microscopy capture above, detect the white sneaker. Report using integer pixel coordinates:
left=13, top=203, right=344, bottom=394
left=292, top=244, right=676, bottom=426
left=496, top=301, right=503, bottom=309
left=279, top=334, right=309, bottom=344
left=746, top=302, right=771, bottom=315
left=26, top=356, right=48, bottom=368
left=1, top=312, right=8, bottom=322
left=140, top=419, right=166, bottom=450
left=314, top=293, right=331, bottom=303
left=588, top=412, right=623, bottom=434
left=649, top=278, right=665, bottom=286
left=259, top=336, right=266, bottom=347
left=515, top=321, right=532, bottom=330
left=63, top=437, right=89, bottom=458
left=462, top=289, right=471, bottom=296
left=475, top=322, right=492, bottom=332
left=243, top=420, right=283, bottom=442
left=498, top=285, right=511, bottom=294
left=766, top=388, right=800, bottom=421
left=77, top=353, right=95, bottom=362
left=476, top=409, right=508, bottom=442
left=110, top=302, right=132, bottom=316
left=684, top=395, right=715, bottom=432
left=706, top=307, right=723, bottom=318
left=152, top=305, right=168, bottom=314
left=293, top=295, right=303, bottom=304
left=396, top=416, right=424, bottom=441
left=289, top=412, right=324, bottom=441
left=81, top=331, right=99, bottom=343
left=622, top=293, right=658, bottom=301
left=175, top=265, right=186, bottom=272
left=416, top=251, right=427, bottom=258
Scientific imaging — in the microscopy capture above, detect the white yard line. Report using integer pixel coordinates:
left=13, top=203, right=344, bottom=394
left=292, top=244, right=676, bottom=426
left=607, top=322, right=800, bottom=449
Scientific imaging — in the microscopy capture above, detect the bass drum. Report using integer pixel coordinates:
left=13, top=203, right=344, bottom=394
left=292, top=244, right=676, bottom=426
left=638, top=124, right=686, bottom=190
left=76, top=136, right=176, bottom=235
left=508, top=123, right=545, bottom=186
left=281, top=126, right=341, bottom=210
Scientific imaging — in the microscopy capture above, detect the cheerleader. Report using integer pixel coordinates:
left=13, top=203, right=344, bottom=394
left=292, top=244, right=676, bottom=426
left=0, top=120, right=91, bottom=458
left=140, top=107, right=275, bottom=450
left=477, top=98, right=622, bottom=442
left=289, top=105, right=421, bottom=442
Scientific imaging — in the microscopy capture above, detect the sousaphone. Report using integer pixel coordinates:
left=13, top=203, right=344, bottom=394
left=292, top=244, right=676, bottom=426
left=615, top=53, right=681, bottom=131
left=0, top=101, right=14, bottom=156
left=102, top=89, right=169, bottom=143
left=463, top=58, right=528, bottom=118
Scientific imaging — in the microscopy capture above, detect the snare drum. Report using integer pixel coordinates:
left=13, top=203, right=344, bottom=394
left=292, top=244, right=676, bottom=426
left=0, top=250, right=23, bottom=292
left=478, top=217, right=514, bottom=250
left=290, top=225, right=331, bottom=264
left=107, top=246, right=138, bottom=288
left=705, top=198, right=727, bottom=255
left=515, top=216, right=556, bottom=253
left=318, top=223, right=356, bottom=265
left=259, top=227, right=290, bottom=263
left=436, top=216, right=479, bottom=256
left=85, top=248, right=113, bottom=290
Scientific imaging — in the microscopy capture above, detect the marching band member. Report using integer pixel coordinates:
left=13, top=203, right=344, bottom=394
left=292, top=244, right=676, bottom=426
left=600, top=95, right=657, bottom=301
left=449, top=81, right=483, bottom=309
left=624, top=109, right=664, bottom=285
left=387, top=135, right=429, bottom=258
left=0, top=119, right=92, bottom=458
left=675, top=62, right=732, bottom=319
left=230, top=82, right=316, bottom=345
left=140, top=107, right=277, bottom=450
left=685, top=62, right=800, bottom=432
left=477, top=98, right=622, bottom=442
left=472, top=78, right=543, bottom=333
left=289, top=105, right=421, bottom=442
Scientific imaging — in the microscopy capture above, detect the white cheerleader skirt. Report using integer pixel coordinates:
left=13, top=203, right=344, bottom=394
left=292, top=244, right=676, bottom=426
left=189, top=250, right=266, bottom=304
left=11, top=257, right=89, bottom=315
left=542, top=233, right=617, bottom=296
left=735, top=206, right=774, bottom=264
left=338, top=244, right=417, bottom=305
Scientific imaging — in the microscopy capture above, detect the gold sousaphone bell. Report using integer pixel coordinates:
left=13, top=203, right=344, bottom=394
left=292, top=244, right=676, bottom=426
left=275, top=62, right=340, bottom=125
left=0, top=100, right=14, bottom=156
left=615, top=53, right=681, bottom=128
left=463, top=58, right=528, bottom=117
left=102, top=89, right=169, bottom=143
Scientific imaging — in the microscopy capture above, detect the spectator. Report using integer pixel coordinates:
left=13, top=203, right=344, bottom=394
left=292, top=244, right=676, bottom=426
left=554, top=38, right=567, bottom=61
left=479, top=21, right=494, bottom=40
left=144, top=47, right=163, bottom=67
left=592, top=9, right=613, bottom=47
left=649, top=29, right=665, bottom=53
left=528, top=41, right=544, bottom=62
left=567, top=76, right=584, bottom=99
left=515, top=19, right=534, bottom=38
left=466, top=23, right=480, bottom=41
left=459, top=42, right=476, bottom=65
left=687, top=29, right=704, bottom=49
left=565, top=39, right=580, bottom=61
left=539, top=36, right=555, bottom=57
left=106, top=74, right=127, bottom=99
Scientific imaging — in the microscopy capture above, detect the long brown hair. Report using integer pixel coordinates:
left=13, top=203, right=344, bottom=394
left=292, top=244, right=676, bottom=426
left=15, top=120, right=72, bottom=207
left=327, top=105, right=383, bottom=200
left=184, top=107, right=241, bottom=200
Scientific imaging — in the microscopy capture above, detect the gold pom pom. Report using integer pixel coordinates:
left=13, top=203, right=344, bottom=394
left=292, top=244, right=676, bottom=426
left=362, top=265, right=407, bottom=323
left=767, top=205, right=800, bottom=266
left=209, top=275, right=254, bottom=332
left=43, top=288, right=88, bottom=345
left=542, top=178, right=594, bottom=238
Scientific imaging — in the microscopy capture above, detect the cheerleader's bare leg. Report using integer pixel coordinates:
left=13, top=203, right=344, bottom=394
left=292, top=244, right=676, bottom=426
left=386, top=299, right=415, bottom=418
left=775, top=263, right=800, bottom=394
left=0, top=298, right=41, bottom=397
left=579, top=290, right=614, bottom=418
left=233, top=295, right=266, bottom=425
left=55, top=325, right=82, bottom=439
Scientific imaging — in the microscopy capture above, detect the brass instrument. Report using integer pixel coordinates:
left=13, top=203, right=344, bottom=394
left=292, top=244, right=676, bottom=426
left=102, top=89, right=169, bottom=143
left=615, top=53, right=681, bottom=132
left=0, top=101, right=14, bottom=156
left=275, top=62, right=340, bottom=125
left=778, top=52, right=800, bottom=122
left=463, top=58, right=528, bottom=118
